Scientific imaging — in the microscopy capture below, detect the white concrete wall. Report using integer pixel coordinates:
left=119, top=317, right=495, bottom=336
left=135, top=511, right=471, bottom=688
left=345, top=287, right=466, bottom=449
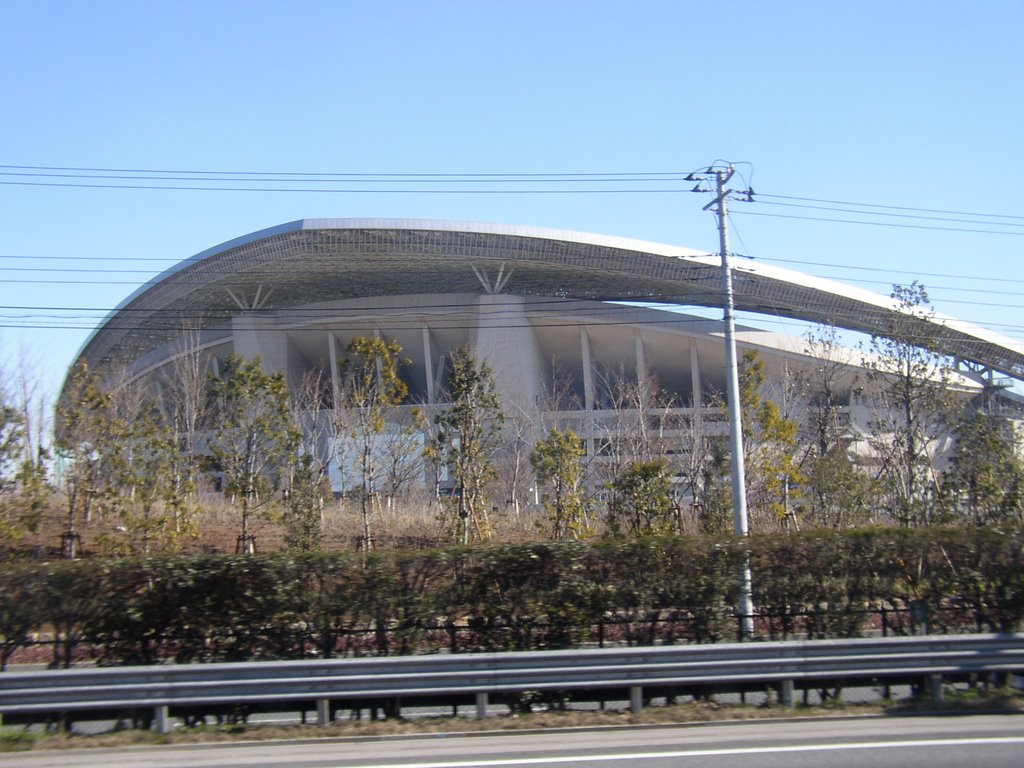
left=471, top=294, right=545, bottom=417
left=231, top=314, right=288, bottom=373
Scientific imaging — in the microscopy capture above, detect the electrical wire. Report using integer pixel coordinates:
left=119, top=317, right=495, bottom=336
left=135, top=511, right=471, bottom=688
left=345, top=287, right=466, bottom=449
left=755, top=193, right=1024, bottom=221
left=733, top=209, right=1024, bottom=236
left=751, top=199, right=1024, bottom=228
left=2, top=292, right=1023, bottom=343
left=0, top=164, right=684, bottom=177
left=0, top=180, right=687, bottom=194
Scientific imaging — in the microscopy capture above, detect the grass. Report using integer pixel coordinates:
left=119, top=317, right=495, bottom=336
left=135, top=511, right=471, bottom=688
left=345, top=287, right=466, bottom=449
left=3, top=689, right=1021, bottom=753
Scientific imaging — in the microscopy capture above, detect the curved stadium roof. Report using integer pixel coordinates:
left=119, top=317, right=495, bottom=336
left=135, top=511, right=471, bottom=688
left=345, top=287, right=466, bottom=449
left=77, top=219, right=1024, bottom=382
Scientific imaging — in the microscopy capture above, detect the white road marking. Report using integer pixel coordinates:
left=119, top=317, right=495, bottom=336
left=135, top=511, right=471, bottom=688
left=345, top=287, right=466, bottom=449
left=331, top=736, right=1024, bottom=768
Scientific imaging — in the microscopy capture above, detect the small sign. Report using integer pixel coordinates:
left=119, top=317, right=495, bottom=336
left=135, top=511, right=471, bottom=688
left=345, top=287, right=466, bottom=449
left=909, top=599, right=930, bottom=627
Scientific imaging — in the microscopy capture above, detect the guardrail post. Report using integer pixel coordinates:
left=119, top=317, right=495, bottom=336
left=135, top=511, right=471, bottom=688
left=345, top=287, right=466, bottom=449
left=778, top=679, right=794, bottom=708
left=630, top=686, right=643, bottom=713
left=475, top=692, right=488, bottom=719
left=153, top=704, right=171, bottom=734
left=930, top=674, right=944, bottom=705
left=317, top=698, right=331, bottom=726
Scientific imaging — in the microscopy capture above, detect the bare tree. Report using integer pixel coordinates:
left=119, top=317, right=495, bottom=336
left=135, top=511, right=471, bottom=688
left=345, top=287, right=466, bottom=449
left=161, top=324, right=208, bottom=530
left=796, top=325, right=877, bottom=529
left=377, top=404, right=426, bottom=505
left=591, top=366, right=675, bottom=489
left=494, top=400, right=537, bottom=518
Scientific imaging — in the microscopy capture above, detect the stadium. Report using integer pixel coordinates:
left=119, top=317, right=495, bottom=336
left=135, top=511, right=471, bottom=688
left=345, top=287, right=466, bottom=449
left=69, top=219, right=1024, bottom=493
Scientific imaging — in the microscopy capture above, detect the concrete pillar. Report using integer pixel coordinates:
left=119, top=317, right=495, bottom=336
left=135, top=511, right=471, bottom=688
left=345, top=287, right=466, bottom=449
left=581, top=329, right=595, bottom=412
left=328, top=333, right=340, bottom=407
left=629, top=686, right=643, bottom=713
left=317, top=698, right=331, bottom=726
left=232, top=315, right=288, bottom=373
left=690, top=344, right=703, bottom=410
left=475, top=692, right=489, bottom=719
left=472, top=295, right=543, bottom=414
left=581, top=329, right=596, bottom=457
left=153, top=704, right=171, bottom=734
left=635, top=333, right=647, bottom=388
left=930, top=674, right=944, bottom=704
left=422, top=325, right=435, bottom=404
left=778, top=679, right=794, bottom=708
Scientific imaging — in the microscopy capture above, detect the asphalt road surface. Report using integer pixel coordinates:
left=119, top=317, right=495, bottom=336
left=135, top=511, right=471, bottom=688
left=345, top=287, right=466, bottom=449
left=2, top=714, right=1022, bottom=768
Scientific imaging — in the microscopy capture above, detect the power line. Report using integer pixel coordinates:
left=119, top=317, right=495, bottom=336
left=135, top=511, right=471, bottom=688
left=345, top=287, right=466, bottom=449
left=3, top=283, right=1023, bottom=343
left=733, top=209, right=1024, bottom=236
left=0, top=179, right=692, bottom=193
left=756, top=193, right=1024, bottom=221
left=3, top=162, right=1022, bottom=215
left=0, top=171, right=686, bottom=184
left=753, top=256, right=1024, bottom=285
left=3, top=315, right=1020, bottom=348
left=4, top=251, right=1024, bottom=292
left=4, top=179, right=692, bottom=193
left=0, top=164, right=684, bottom=178
left=752, top=199, right=1024, bottom=229
left=6, top=258, right=1024, bottom=300
left=0, top=254, right=179, bottom=263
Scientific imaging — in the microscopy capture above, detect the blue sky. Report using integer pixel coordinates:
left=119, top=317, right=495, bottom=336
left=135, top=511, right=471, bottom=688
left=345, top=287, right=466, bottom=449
left=2, top=0, right=1022, bottom=400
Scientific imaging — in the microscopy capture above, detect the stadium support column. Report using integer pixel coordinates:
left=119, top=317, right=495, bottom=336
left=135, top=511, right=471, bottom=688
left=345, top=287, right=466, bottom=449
left=581, top=328, right=596, bottom=457
left=473, top=294, right=542, bottom=417
left=232, top=314, right=288, bottom=375
left=690, top=344, right=703, bottom=420
left=635, top=333, right=647, bottom=391
left=328, top=333, right=340, bottom=408
left=422, top=325, right=436, bottom=405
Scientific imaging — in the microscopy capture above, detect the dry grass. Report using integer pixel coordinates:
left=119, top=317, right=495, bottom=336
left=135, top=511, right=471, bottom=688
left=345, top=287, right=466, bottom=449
left=5, top=692, right=1022, bottom=753
left=16, top=492, right=563, bottom=558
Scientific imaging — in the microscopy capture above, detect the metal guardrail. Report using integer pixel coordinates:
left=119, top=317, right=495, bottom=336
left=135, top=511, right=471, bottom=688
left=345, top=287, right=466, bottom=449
left=2, top=634, right=1022, bottom=732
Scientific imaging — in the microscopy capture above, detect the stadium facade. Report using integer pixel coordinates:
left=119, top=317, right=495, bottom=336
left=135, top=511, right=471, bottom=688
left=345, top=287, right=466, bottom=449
left=70, top=219, right=1024, bottom=490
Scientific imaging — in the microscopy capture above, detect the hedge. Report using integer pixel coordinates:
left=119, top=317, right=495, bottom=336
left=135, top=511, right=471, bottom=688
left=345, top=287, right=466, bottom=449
left=1, top=526, right=1022, bottom=669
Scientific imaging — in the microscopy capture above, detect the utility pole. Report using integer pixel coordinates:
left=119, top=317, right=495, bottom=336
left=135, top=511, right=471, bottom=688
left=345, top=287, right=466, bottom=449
left=687, top=163, right=754, bottom=638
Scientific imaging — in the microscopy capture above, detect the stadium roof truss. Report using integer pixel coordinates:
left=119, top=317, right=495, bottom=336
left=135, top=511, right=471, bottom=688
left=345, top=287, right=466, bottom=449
left=77, top=219, right=1024, bottom=383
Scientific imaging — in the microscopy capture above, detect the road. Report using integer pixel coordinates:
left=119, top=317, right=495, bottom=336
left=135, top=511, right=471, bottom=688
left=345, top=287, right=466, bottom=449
left=2, top=715, right=1022, bottom=768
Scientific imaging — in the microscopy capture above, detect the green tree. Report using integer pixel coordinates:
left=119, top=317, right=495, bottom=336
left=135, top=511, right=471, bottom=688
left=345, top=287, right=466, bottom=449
left=607, top=459, right=676, bottom=537
left=2, top=359, right=51, bottom=556
left=530, top=428, right=590, bottom=540
left=54, top=361, right=112, bottom=558
left=0, top=400, right=20, bottom=488
left=80, top=374, right=198, bottom=556
left=696, top=438, right=733, bottom=535
left=433, top=347, right=504, bottom=544
left=284, top=454, right=324, bottom=551
left=864, top=282, right=954, bottom=526
left=0, top=386, right=46, bottom=556
left=739, top=350, right=805, bottom=530
left=206, top=356, right=298, bottom=554
left=284, top=370, right=334, bottom=553
left=803, top=447, right=878, bottom=529
left=337, top=336, right=417, bottom=550
left=104, top=404, right=192, bottom=555
left=942, top=410, right=1023, bottom=525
